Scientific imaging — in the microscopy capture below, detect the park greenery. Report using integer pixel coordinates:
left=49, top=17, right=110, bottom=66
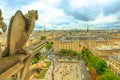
left=45, top=43, right=52, bottom=51
left=58, top=49, right=81, bottom=58
left=81, top=49, right=119, bottom=80
left=35, top=69, right=48, bottom=79
left=41, top=36, right=46, bottom=40
left=32, top=44, right=52, bottom=79
left=32, top=55, right=46, bottom=64
left=32, top=47, right=47, bottom=64
left=34, top=62, right=51, bottom=79
left=33, top=58, right=39, bottom=63
left=39, top=55, right=46, bottom=61
left=32, top=49, right=51, bottom=79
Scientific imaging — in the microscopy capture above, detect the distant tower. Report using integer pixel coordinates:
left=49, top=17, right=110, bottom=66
left=44, top=25, right=46, bottom=32
left=62, top=27, right=64, bottom=31
left=87, top=26, right=89, bottom=32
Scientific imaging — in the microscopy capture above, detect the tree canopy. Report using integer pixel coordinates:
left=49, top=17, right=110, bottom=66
left=97, top=70, right=120, bottom=80
left=59, top=49, right=81, bottom=57
left=81, top=49, right=119, bottom=80
left=45, top=43, right=52, bottom=51
left=41, top=36, right=46, bottom=40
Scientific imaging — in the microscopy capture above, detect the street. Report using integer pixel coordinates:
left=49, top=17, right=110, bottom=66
left=79, top=58, right=90, bottom=80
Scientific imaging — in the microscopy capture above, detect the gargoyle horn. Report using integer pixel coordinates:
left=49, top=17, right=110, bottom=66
left=0, top=9, right=7, bottom=32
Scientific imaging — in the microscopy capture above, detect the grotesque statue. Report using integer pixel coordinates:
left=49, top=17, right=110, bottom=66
left=2, top=10, right=38, bottom=57
left=0, top=9, right=7, bottom=33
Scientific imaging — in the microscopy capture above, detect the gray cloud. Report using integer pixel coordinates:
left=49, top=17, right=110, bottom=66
left=55, top=22, right=70, bottom=25
left=103, top=2, right=120, bottom=16
left=1, top=0, right=120, bottom=30
left=59, top=0, right=120, bottom=21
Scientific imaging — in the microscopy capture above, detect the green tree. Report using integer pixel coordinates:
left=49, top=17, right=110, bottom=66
left=41, top=36, right=46, bottom=40
left=98, top=71, right=119, bottom=80
left=81, top=49, right=119, bottom=79
left=59, top=49, right=79, bottom=57
left=33, top=58, right=39, bottom=63
left=60, top=49, right=67, bottom=54
left=95, top=59, right=107, bottom=75
left=82, top=50, right=91, bottom=63
left=76, top=52, right=81, bottom=59
left=60, top=49, right=68, bottom=56
left=69, top=51, right=76, bottom=56
left=60, top=49, right=66, bottom=55
left=88, top=56, right=99, bottom=71
left=39, top=55, right=46, bottom=61
left=89, top=55, right=107, bottom=74
left=45, top=43, right=52, bottom=51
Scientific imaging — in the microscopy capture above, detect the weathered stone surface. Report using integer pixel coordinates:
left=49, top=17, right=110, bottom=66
left=0, top=54, right=26, bottom=74
left=2, top=10, right=38, bottom=57
left=0, top=9, right=7, bottom=32
left=0, top=55, right=19, bottom=74
left=0, top=44, right=2, bottom=58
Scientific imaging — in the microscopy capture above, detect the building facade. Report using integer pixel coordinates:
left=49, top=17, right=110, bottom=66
left=109, top=56, right=120, bottom=77
left=54, top=36, right=120, bottom=54
left=54, top=38, right=79, bottom=52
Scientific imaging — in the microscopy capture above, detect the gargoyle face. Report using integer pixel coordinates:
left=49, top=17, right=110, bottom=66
left=0, top=9, right=3, bottom=20
left=35, top=10, right=38, bottom=20
left=28, top=10, right=38, bottom=20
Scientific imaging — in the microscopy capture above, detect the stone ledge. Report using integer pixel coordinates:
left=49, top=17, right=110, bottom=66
left=0, top=54, right=26, bottom=74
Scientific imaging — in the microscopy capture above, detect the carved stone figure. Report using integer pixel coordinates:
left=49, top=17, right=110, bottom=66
left=0, top=9, right=7, bottom=32
left=0, top=43, right=2, bottom=58
left=2, top=10, right=38, bottom=57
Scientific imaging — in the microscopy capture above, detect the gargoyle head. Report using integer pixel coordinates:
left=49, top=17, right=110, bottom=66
left=28, top=10, right=38, bottom=20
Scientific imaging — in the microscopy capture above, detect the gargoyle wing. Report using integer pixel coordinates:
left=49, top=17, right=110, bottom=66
left=8, top=10, right=28, bottom=55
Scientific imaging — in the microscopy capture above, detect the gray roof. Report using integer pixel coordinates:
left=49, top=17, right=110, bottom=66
left=111, top=56, right=120, bottom=63
left=55, top=36, right=112, bottom=41
left=60, top=40, right=73, bottom=43
left=65, top=36, right=97, bottom=40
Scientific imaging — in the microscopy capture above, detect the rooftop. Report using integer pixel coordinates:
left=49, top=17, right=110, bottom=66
left=111, top=56, right=120, bottom=63
left=96, top=45, right=120, bottom=50
left=55, top=36, right=112, bottom=41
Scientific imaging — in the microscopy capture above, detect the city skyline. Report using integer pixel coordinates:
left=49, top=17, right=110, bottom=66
left=0, top=0, right=120, bottom=30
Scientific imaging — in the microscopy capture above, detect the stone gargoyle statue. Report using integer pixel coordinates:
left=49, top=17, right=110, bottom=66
left=0, top=9, right=7, bottom=33
left=2, top=10, right=38, bottom=57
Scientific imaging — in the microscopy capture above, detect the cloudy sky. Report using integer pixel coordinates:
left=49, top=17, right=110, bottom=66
left=0, top=0, right=120, bottom=30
